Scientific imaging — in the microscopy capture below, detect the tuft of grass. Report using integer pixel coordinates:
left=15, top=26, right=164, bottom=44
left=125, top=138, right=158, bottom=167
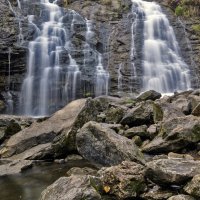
left=175, top=5, right=185, bottom=16
left=192, top=24, right=200, bottom=34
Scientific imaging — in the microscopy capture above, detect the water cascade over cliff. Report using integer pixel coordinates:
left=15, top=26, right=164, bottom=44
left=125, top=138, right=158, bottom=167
left=1, top=0, right=197, bottom=116
left=20, top=0, right=109, bottom=116
left=131, top=0, right=192, bottom=93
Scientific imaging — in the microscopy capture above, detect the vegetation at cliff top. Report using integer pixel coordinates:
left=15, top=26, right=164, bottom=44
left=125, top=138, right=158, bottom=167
left=168, top=0, right=200, bottom=17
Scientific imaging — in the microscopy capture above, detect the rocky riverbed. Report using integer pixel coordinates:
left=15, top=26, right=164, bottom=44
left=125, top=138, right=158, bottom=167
left=1, top=90, right=200, bottom=199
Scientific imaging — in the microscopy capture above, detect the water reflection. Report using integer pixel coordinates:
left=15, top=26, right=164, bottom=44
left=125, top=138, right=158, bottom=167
left=0, top=161, right=94, bottom=200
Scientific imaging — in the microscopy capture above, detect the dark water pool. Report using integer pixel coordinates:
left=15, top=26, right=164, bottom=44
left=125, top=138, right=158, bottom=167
left=0, top=161, right=93, bottom=200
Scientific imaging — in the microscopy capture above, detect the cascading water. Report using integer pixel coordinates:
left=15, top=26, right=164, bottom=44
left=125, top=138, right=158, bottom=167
left=118, top=63, right=123, bottom=93
left=6, top=48, right=14, bottom=114
left=95, top=54, right=109, bottom=96
left=20, top=0, right=109, bottom=116
left=131, top=0, right=191, bottom=93
left=21, top=0, right=69, bottom=116
left=64, top=55, right=81, bottom=102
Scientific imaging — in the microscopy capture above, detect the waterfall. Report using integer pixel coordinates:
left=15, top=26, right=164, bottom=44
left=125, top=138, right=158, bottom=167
left=64, top=55, right=81, bottom=102
left=21, top=0, right=68, bottom=116
left=20, top=0, right=109, bottom=116
left=131, top=0, right=191, bottom=93
left=6, top=48, right=14, bottom=114
left=17, top=0, right=21, bottom=10
left=95, top=54, right=109, bottom=97
left=118, top=63, right=123, bottom=93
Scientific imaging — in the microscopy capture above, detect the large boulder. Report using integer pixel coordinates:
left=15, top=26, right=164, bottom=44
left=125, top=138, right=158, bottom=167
left=40, top=175, right=102, bottom=200
left=105, top=105, right=127, bottom=124
left=0, top=98, right=107, bottom=159
left=0, top=159, right=33, bottom=177
left=76, top=121, right=144, bottom=166
left=146, top=159, right=200, bottom=185
left=142, top=115, right=200, bottom=153
left=53, top=98, right=105, bottom=156
left=137, top=90, right=161, bottom=102
left=168, top=195, right=196, bottom=200
left=0, top=99, right=87, bottom=158
left=124, top=125, right=147, bottom=138
left=98, top=161, right=146, bottom=199
left=184, top=174, right=200, bottom=198
left=141, top=186, right=174, bottom=200
left=0, top=115, right=34, bottom=144
left=171, top=95, right=191, bottom=115
left=155, top=97, right=185, bottom=121
left=120, top=101, right=155, bottom=127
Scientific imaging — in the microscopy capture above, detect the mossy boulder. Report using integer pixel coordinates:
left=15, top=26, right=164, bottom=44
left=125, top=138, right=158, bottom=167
left=146, top=159, right=200, bottom=185
left=105, top=106, right=126, bottom=124
left=40, top=175, right=102, bottom=200
left=184, top=174, right=200, bottom=197
left=120, top=99, right=163, bottom=127
left=4, top=120, right=21, bottom=136
left=0, top=100, right=5, bottom=112
left=137, top=90, right=161, bottom=102
left=143, top=116, right=200, bottom=153
left=98, top=161, right=146, bottom=199
left=76, top=121, right=144, bottom=166
left=168, top=195, right=196, bottom=200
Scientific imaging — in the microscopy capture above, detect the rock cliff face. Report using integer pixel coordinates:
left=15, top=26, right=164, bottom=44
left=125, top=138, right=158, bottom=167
left=0, top=0, right=26, bottom=110
left=0, top=0, right=200, bottom=114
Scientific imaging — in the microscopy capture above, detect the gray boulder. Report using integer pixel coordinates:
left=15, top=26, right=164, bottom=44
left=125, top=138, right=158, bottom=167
left=184, top=174, right=200, bottom=198
left=146, top=159, right=200, bottom=185
left=0, top=99, right=87, bottom=158
left=0, top=115, right=34, bottom=144
left=76, top=121, right=144, bottom=166
left=124, top=125, right=147, bottom=138
left=143, top=116, right=200, bottom=153
left=105, top=105, right=126, bottom=124
left=40, top=175, right=101, bottom=200
left=168, top=195, right=196, bottom=200
left=98, top=161, right=146, bottom=199
left=137, top=90, right=161, bottom=101
left=141, top=186, right=174, bottom=200
left=66, top=167, right=97, bottom=176
left=0, top=159, right=33, bottom=177
left=120, top=101, right=155, bottom=127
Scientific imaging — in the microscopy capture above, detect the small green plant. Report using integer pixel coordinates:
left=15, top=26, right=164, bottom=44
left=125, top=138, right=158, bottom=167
left=175, top=5, right=184, bottom=16
left=84, top=92, right=92, bottom=97
left=192, top=24, right=200, bottom=34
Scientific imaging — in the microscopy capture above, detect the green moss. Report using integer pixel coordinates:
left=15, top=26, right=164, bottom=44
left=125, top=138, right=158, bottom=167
left=89, top=177, right=103, bottom=193
left=127, top=180, right=146, bottom=194
left=152, top=103, right=163, bottom=123
left=175, top=5, right=185, bottom=16
left=192, top=24, right=200, bottom=34
left=121, top=98, right=136, bottom=105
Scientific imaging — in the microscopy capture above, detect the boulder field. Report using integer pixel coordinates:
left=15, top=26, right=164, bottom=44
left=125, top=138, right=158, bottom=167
left=1, top=90, right=200, bottom=199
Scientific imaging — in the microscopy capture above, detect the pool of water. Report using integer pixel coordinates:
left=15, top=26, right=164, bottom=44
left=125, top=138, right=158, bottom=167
left=0, top=160, right=94, bottom=200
